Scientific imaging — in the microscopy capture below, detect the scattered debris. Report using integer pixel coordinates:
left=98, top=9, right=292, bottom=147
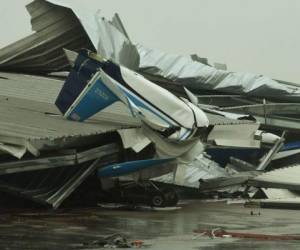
left=194, top=228, right=300, bottom=241
left=98, top=203, right=181, bottom=212
left=83, top=234, right=132, bottom=248
left=82, top=234, right=147, bottom=248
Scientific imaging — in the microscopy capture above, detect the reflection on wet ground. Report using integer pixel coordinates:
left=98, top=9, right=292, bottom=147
left=1, top=200, right=300, bottom=249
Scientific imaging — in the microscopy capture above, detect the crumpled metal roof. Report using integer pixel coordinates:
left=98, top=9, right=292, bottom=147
left=250, top=164, right=300, bottom=190
left=0, top=72, right=138, bottom=157
left=0, top=143, right=119, bottom=209
left=0, top=0, right=139, bottom=73
left=137, top=45, right=300, bottom=102
left=0, top=72, right=62, bottom=103
left=46, top=0, right=140, bottom=70
left=0, top=99, right=118, bottom=141
left=3, top=0, right=297, bottom=105
left=154, top=154, right=228, bottom=188
left=0, top=0, right=95, bottom=73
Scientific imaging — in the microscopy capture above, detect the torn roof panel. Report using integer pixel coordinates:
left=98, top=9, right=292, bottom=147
left=0, top=71, right=139, bottom=157
left=0, top=0, right=138, bottom=73
left=0, top=0, right=95, bottom=73
left=137, top=44, right=300, bottom=103
left=0, top=72, right=63, bottom=103
left=0, top=103, right=120, bottom=140
left=0, top=98, right=133, bottom=157
left=154, top=154, right=228, bottom=188
left=0, top=72, right=139, bottom=126
left=45, top=0, right=139, bottom=69
left=2, top=0, right=299, bottom=105
left=250, top=164, right=300, bottom=190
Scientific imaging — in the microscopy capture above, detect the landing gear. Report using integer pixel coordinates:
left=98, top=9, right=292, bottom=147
left=149, top=189, right=179, bottom=207
left=147, top=182, right=178, bottom=207
left=150, top=193, right=165, bottom=207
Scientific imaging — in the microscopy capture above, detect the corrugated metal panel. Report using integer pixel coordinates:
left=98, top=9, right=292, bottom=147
left=137, top=44, right=300, bottom=103
left=154, top=154, right=228, bottom=188
left=0, top=0, right=95, bottom=73
left=250, top=164, right=300, bottom=190
left=0, top=71, right=139, bottom=154
left=0, top=72, right=250, bottom=146
left=0, top=71, right=139, bottom=128
left=0, top=143, right=119, bottom=209
left=0, top=72, right=247, bottom=129
left=0, top=144, right=118, bottom=175
left=0, top=103, right=121, bottom=140
left=0, top=72, right=62, bottom=103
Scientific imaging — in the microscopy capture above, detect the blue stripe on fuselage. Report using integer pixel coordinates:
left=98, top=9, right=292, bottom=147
left=116, top=83, right=177, bottom=127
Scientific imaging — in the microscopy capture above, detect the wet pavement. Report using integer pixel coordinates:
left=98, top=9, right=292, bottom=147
left=1, top=200, right=300, bottom=249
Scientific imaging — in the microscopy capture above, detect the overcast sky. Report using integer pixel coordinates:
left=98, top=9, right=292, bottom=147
left=1, top=0, right=299, bottom=83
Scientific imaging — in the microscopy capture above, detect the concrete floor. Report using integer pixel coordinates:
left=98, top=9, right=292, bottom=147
left=1, top=200, right=300, bottom=249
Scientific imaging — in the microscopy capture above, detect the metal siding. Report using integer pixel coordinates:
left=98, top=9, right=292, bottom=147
left=0, top=0, right=95, bottom=73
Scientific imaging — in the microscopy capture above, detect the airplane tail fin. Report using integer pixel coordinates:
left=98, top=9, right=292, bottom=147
left=55, top=50, right=119, bottom=121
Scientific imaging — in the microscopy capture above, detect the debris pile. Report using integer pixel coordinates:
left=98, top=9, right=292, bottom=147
left=0, top=0, right=299, bottom=208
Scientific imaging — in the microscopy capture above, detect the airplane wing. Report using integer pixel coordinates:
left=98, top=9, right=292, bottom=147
left=98, top=158, right=176, bottom=180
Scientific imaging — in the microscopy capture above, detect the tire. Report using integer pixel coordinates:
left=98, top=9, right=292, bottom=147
left=150, top=193, right=166, bottom=207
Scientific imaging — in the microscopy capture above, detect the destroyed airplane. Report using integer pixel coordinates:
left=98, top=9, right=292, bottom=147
left=0, top=0, right=299, bottom=208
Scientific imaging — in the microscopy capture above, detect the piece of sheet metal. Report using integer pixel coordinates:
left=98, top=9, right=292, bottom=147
left=0, top=0, right=95, bottom=73
left=137, top=45, right=300, bottom=102
left=0, top=143, right=26, bottom=159
left=273, top=149, right=300, bottom=160
left=2, top=0, right=300, bottom=106
left=256, top=133, right=285, bottom=171
left=117, top=128, right=151, bottom=153
left=220, top=103, right=300, bottom=116
left=0, top=72, right=138, bottom=158
left=0, top=144, right=119, bottom=176
left=46, top=0, right=139, bottom=70
left=154, top=154, right=228, bottom=188
left=249, top=164, right=300, bottom=190
left=198, top=172, right=259, bottom=192
left=0, top=143, right=119, bottom=209
left=207, top=123, right=261, bottom=148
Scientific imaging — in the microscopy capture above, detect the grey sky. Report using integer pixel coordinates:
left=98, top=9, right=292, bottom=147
left=1, top=0, right=299, bottom=83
